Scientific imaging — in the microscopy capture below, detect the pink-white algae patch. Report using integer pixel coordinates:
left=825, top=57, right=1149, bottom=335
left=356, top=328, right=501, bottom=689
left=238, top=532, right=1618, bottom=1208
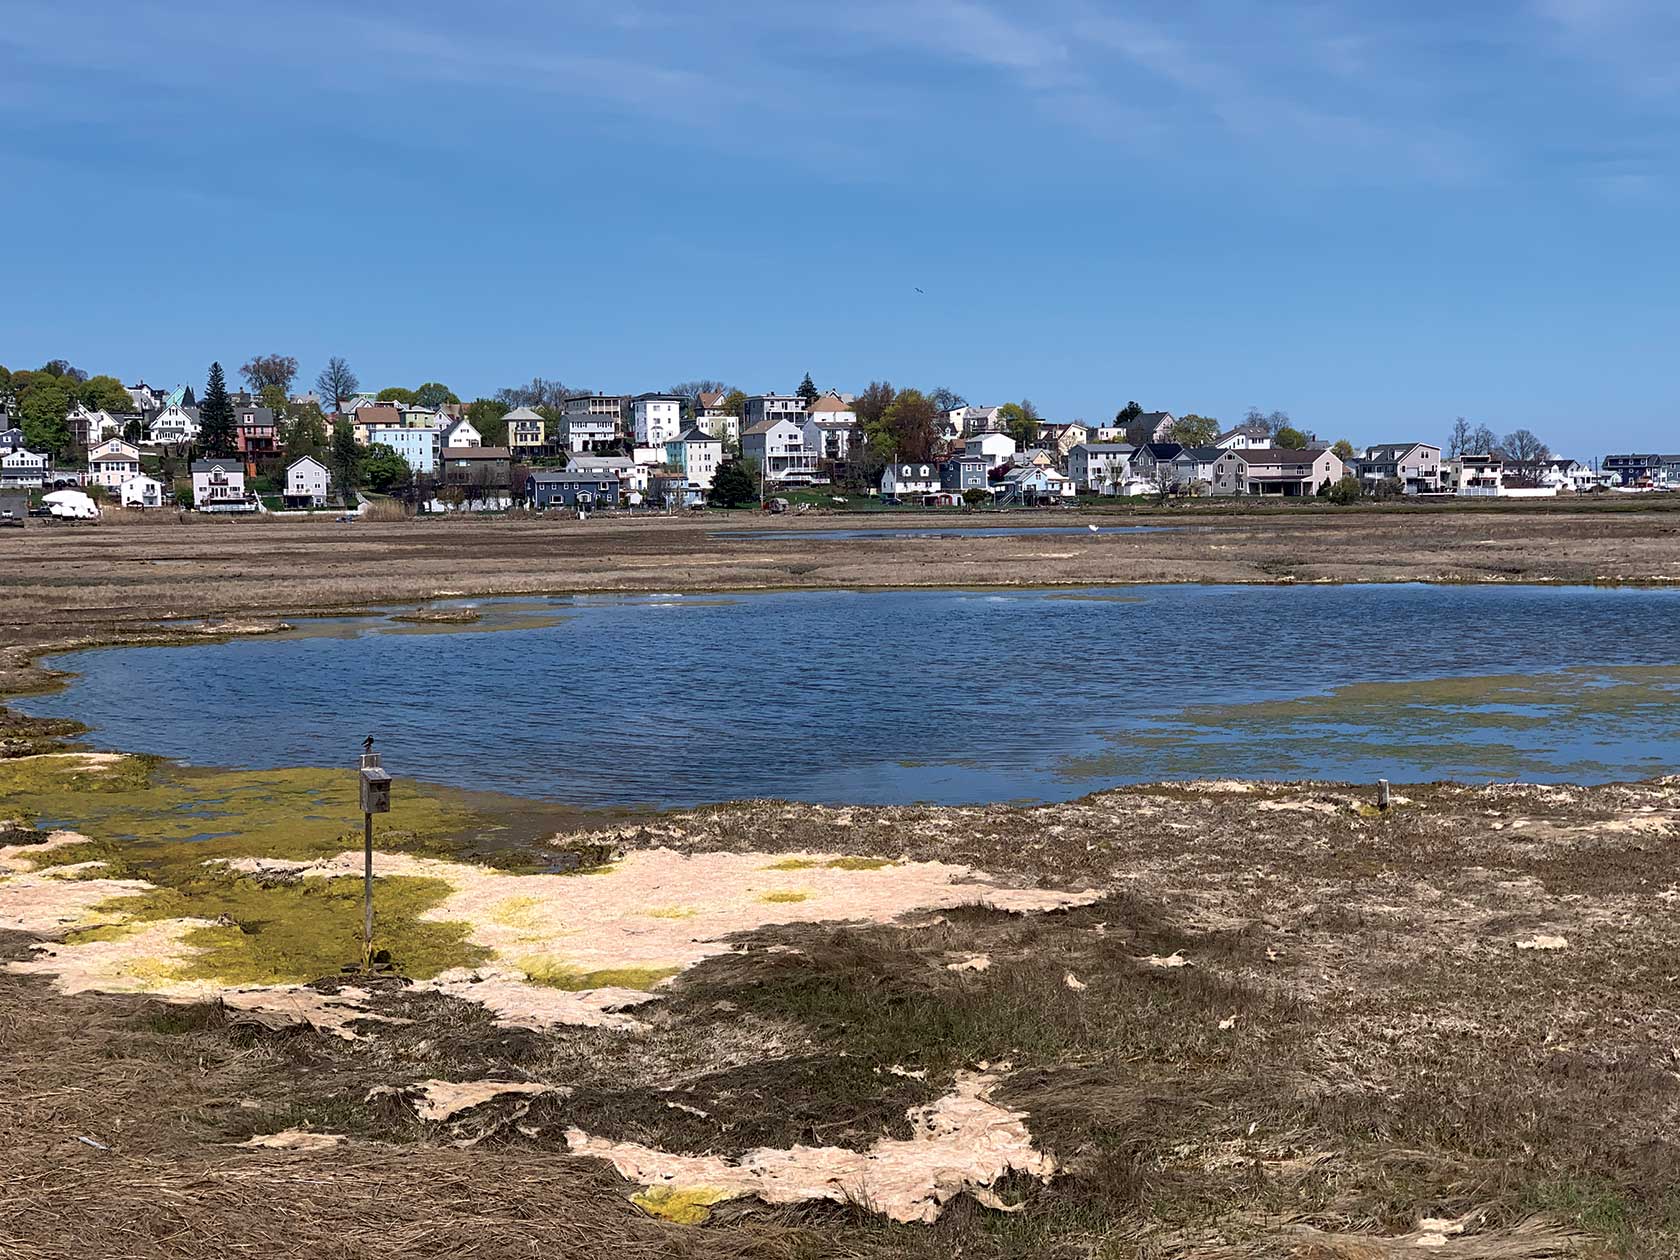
left=368, top=1079, right=559, bottom=1122
left=10, top=847, right=1098, bottom=1035
left=565, top=1071, right=1056, bottom=1224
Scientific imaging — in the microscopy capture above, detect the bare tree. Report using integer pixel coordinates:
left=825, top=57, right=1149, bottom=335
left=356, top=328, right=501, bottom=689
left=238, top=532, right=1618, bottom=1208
left=1446, top=416, right=1472, bottom=458
left=496, top=377, right=579, bottom=410
left=1151, top=458, right=1177, bottom=504
left=1501, top=428, right=1550, bottom=477
left=1467, top=423, right=1499, bottom=456
left=315, top=357, right=359, bottom=412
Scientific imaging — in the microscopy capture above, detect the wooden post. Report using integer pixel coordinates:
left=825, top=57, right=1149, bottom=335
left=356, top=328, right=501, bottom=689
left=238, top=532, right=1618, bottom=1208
left=362, top=808, right=374, bottom=970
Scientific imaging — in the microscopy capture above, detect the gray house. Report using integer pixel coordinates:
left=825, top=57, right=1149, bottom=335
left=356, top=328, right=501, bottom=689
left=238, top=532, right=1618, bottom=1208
left=941, top=454, right=990, bottom=493
left=529, top=469, right=621, bottom=509
left=1353, top=443, right=1442, bottom=494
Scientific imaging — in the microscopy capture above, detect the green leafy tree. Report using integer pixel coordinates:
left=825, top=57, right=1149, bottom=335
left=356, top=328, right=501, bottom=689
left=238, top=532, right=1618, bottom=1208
left=869, top=388, right=938, bottom=460
left=1332, top=438, right=1355, bottom=461
left=413, top=382, right=459, bottom=409
left=198, top=362, right=237, bottom=456
left=465, top=398, right=512, bottom=446
left=721, top=389, right=748, bottom=418
left=360, top=444, right=412, bottom=494
left=962, top=486, right=988, bottom=508
left=1275, top=426, right=1309, bottom=450
left=19, top=376, right=73, bottom=458
left=1168, top=413, right=1219, bottom=446
left=331, top=418, right=360, bottom=504
left=1327, top=476, right=1362, bottom=505
left=377, top=386, right=418, bottom=404
left=796, top=373, right=819, bottom=406
left=258, top=385, right=290, bottom=414
left=240, top=354, right=299, bottom=395
left=997, top=400, right=1041, bottom=448
left=281, top=407, right=329, bottom=461
left=79, top=374, right=131, bottom=413
left=708, top=458, right=758, bottom=507
left=316, top=357, right=359, bottom=412
left=1115, top=400, right=1143, bottom=426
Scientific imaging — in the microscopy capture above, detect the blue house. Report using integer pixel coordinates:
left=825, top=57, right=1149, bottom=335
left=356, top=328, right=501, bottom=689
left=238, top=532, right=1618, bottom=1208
left=529, top=469, right=622, bottom=508
left=941, top=454, right=990, bottom=493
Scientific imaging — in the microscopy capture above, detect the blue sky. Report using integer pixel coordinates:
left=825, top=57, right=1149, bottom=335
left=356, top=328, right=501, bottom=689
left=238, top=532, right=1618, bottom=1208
left=3, top=0, right=1677, bottom=455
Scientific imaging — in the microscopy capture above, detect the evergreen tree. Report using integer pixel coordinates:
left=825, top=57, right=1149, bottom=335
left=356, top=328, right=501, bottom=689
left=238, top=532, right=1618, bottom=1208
left=331, top=418, right=360, bottom=505
left=796, top=373, right=819, bottom=406
left=199, top=362, right=236, bottom=456
left=708, top=458, right=758, bottom=508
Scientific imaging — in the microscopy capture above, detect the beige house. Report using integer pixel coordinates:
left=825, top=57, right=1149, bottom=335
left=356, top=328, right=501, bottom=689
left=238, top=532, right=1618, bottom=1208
left=1211, top=447, right=1345, bottom=497
left=88, top=437, right=143, bottom=490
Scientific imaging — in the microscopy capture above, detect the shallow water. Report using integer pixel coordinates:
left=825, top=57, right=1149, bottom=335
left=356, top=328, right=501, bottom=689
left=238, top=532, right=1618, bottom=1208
left=711, top=525, right=1182, bottom=541
left=20, top=585, right=1680, bottom=806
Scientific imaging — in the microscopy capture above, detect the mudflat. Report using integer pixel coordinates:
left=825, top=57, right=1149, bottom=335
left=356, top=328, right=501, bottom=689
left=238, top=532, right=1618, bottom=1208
left=2, top=505, right=1678, bottom=1258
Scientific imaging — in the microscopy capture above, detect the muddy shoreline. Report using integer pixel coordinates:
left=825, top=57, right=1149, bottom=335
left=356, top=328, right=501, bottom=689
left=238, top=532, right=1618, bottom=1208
left=4, top=512, right=1680, bottom=1257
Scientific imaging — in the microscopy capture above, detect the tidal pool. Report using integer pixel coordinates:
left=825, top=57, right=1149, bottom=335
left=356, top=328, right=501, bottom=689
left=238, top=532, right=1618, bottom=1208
left=18, top=585, right=1680, bottom=805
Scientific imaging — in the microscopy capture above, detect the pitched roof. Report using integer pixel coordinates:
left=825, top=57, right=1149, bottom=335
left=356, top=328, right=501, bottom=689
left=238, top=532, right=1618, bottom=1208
left=674, top=427, right=717, bottom=443
left=442, top=446, right=511, bottom=459
left=501, top=405, right=543, bottom=421
left=697, top=391, right=727, bottom=408
left=1227, top=447, right=1329, bottom=466
left=286, top=455, right=329, bottom=471
left=1362, top=442, right=1431, bottom=461
left=190, top=458, right=242, bottom=472
left=1177, top=446, right=1224, bottom=462
left=1070, top=443, right=1134, bottom=454
left=808, top=393, right=851, bottom=413
left=532, top=469, right=620, bottom=484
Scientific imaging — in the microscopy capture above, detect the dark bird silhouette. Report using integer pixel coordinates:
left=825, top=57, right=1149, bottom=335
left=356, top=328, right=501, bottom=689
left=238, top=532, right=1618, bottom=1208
left=914, top=287, right=925, bottom=294
left=363, top=735, right=375, bottom=753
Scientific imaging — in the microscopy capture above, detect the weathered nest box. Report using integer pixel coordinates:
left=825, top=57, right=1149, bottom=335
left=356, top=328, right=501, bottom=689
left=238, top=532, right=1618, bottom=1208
left=359, top=765, right=392, bottom=814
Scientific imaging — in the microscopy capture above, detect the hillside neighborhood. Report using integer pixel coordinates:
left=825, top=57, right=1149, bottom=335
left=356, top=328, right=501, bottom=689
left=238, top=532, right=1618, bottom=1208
left=0, top=356, right=1657, bottom=518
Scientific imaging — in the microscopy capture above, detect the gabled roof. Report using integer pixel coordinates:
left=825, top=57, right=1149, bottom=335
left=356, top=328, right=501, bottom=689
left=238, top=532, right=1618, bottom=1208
left=190, top=458, right=243, bottom=473
left=743, top=418, right=798, bottom=435
left=442, top=446, right=511, bottom=459
left=1069, top=443, right=1134, bottom=454
left=808, top=393, right=851, bottom=413
left=1362, top=442, right=1434, bottom=461
left=673, top=427, right=718, bottom=443
left=1137, top=442, right=1183, bottom=459
left=1226, top=447, right=1329, bottom=466
left=286, top=455, right=329, bottom=472
left=501, top=405, right=543, bottom=421
left=1176, top=446, right=1224, bottom=462
left=697, top=391, right=727, bottom=408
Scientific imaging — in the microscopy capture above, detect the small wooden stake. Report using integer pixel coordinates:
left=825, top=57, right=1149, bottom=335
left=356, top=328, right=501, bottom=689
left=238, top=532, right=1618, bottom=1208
left=1377, top=778, right=1391, bottom=811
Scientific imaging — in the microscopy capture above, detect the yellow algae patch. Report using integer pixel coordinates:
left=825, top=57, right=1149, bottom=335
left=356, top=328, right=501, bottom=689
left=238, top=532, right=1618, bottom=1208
left=34, top=873, right=487, bottom=988
left=764, top=856, right=895, bottom=871
left=643, top=905, right=697, bottom=919
left=516, top=961, right=680, bottom=992
left=631, top=1186, right=735, bottom=1225
left=568, top=1072, right=1056, bottom=1225
left=758, top=891, right=810, bottom=904
left=0, top=754, right=483, bottom=874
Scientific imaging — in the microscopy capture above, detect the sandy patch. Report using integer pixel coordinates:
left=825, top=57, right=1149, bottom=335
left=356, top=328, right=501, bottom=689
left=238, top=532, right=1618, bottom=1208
left=242, top=1129, right=345, bottom=1152
left=566, top=1071, right=1055, bottom=1224
left=369, top=1078, right=557, bottom=1123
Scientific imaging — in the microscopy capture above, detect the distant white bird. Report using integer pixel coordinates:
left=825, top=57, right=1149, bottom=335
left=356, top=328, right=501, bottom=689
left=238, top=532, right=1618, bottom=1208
left=1087, top=524, right=1099, bottom=532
